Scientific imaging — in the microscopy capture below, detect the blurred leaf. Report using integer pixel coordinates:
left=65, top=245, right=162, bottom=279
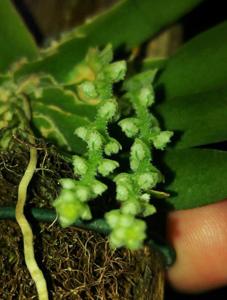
left=156, top=86, right=227, bottom=148
left=163, top=148, right=227, bottom=210
left=16, top=0, right=203, bottom=81
left=157, top=21, right=227, bottom=99
left=0, top=0, right=38, bottom=72
left=155, top=21, right=227, bottom=148
left=32, top=101, right=90, bottom=153
left=142, top=58, right=167, bottom=71
left=33, top=85, right=97, bottom=119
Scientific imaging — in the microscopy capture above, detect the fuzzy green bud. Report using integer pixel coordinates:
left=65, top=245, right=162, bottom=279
left=142, top=203, right=156, bottom=217
left=59, top=178, right=76, bottom=190
left=91, top=180, right=107, bottom=196
left=80, top=205, right=92, bottom=220
left=138, top=86, right=154, bottom=107
left=130, top=139, right=147, bottom=171
left=78, top=81, right=97, bottom=99
left=98, top=159, right=119, bottom=176
left=72, top=155, right=88, bottom=175
left=116, top=184, right=130, bottom=201
left=105, top=210, right=147, bottom=250
left=114, top=173, right=131, bottom=185
left=140, top=193, right=150, bottom=202
left=152, top=131, right=173, bottom=150
left=104, top=138, right=122, bottom=156
left=106, top=61, right=127, bottom=82
left=74, top=126, right=88, bottom=141
left=137, top=172, right=159, bottom=190
left=75, top=185, right=90, bottom=202
left=118, top=118, right=139, bottom=138
left=53, top=191, right=84, bottom=227
left=121, top=200, right=140, bottom=215
left=97, top=99, right=118, bottom=120
left=87, top=130, right=103, bottom=150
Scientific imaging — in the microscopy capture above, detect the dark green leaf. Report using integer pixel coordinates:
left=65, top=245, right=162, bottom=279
left=16, top=0, right=203, bottom=81
left=155, top=21, right=227, bottom=148
left=0, top=0, right=38, bottom=72
left=163, top=148, right=227, bottom=210
left=156, top=86, right=227, bottom=148
left=157, top=21, right=227, bottom=99
left=32, top=102, right=90, bottom=153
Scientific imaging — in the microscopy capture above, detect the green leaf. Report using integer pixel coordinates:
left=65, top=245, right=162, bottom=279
left=33, top=85, right=97, bottom=120
left=0, top=0, right=38, bottom=72
left=157, top=21, right=227, bottom=99
left=155, top=22, right=227, bottom=148
left=16, top=0, right=203, bottom=81
left=32, top=102, right=90, bottom=153
left=156, top=86, right=227, bottom=148
left=163, top=148, right=227, bottom=210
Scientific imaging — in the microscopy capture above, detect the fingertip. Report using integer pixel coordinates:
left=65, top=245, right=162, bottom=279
left=166, top=200, right=227, bottom=293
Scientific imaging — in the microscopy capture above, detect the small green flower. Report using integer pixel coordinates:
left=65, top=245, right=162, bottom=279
left=106, top=61, right=127, bottom=82
left=152, top=131, right=173, bottom=150
left=130, top=139, right=147, bottom=171
left=59, top=178, right=76, bottom=190
left=87, top=130, right=103, bottom=150
left=78, top=81, right=97, bottom=99
left=104, top=138, right=122, bottom=155
left=72, top=155, right=88, bottom=176
left=105, top=210, right=147, bottom=250
left=138, top=86, right=154, bottom=107
left=118, top=118, right=139, bottom=137
left=74, top=126, right=88, bottom=141
left=137, top=172, right=159, bottom=190
left=91, top=180, right=107, bottom=196
left=97, top=99, right=118, bottom=120
left=98, top=159, right=119, bottom=176
left=75, top=185, right=90, bottom=202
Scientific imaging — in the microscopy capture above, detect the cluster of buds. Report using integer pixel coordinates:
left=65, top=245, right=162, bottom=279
left=53, top=47, right=172, bottom=250
left=53, top=46, right=126, bottom=227
left=105, top=70, right=173, bottom=249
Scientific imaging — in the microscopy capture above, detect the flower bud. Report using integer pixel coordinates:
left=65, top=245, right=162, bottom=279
left=116, top=184, right=130, bottom=201
left=74, top=126, right=88, bottom=141
left=53, top=194, right=83, bottom=227
left=75, top=185, right=90, bottom=202
left=130, top=139, right=147, bottom=171
left=106, top=61, right=127, bottom=82
left=137, top=172, right=159, bottom=190
left=80, top=205, right=92, bottom=220
left=104, top=138, right=122, bottom=155
left=98, top=159, right=119, bottom=176
left=97, top=99, right=118, bottom=120
left=78, top=81, right=97, bottom=99
left=121, top=200, right=140, bottom=215
left=91, top=180, right=107, bottom=196
left=59, top=178, right=76, bottom=190
left=138, top=86, right=154, bottom=107
left=72, top=155, right=88, bottom=175
left=87, top=130, right=103, bottom=150
left=105, top=209, right=120, bottom=228
left=152, top=131, right=173, bottom=150
left=118, top=118, right=139, bottom=137
left=140, top=193, right=150, bottom=202
left=142, top=203, right=156, bottom=217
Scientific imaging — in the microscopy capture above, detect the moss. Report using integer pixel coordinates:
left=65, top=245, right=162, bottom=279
left=0, top=138, right=164, bottom=299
